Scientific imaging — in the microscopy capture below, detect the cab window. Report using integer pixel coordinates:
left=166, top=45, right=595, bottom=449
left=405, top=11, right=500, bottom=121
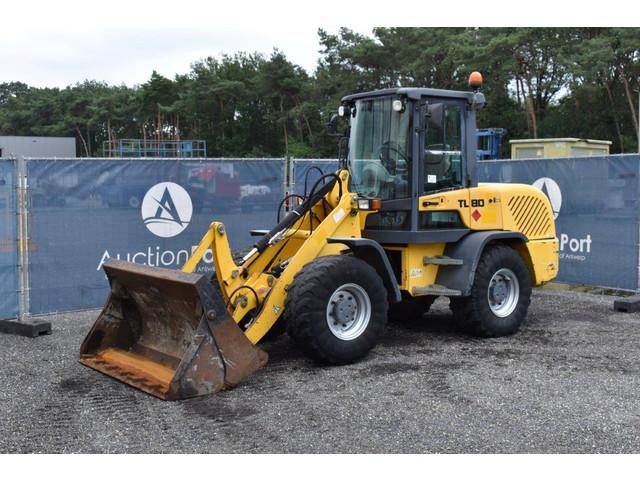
left=424, top=102, right=463, bottom=192
left=347, top=97, right=413, bottom=200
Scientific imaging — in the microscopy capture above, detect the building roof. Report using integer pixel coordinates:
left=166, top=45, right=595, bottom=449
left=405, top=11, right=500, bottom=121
left=510, top=138, right=612, bottom=146
left=0, top=135, right=75, bottom=140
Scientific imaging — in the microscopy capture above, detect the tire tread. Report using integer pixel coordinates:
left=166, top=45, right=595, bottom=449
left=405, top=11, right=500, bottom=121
left=286, top=255, right=388, bottom=364
left=451, top=244, right=531, bottom=337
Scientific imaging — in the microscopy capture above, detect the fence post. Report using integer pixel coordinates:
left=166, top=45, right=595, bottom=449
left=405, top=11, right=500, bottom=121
left=637, top=155, right=640, bottom=292
left=15, top=156, right=25, bottom=320
left=282, top=156, right=296, bottom=212
left=288, top=156, right=295, bottom=194
left=17, top=155, right=33, bottom=320
left=0, top=156, right=51, bottom=337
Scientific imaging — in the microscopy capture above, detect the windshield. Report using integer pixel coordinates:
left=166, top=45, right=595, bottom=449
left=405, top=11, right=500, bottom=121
left=347, top=97, right=412, bottom=200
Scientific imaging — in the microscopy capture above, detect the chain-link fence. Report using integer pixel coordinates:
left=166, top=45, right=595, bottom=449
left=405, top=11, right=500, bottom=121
left=478, top=155, right=640, bottom=290
left=24, top=157, right=285, bottom=314
left=291, top=159, right=340, bottom=196
left=3, top=154, right=640, bottom=320
left=0, top=159, right=18, bottom=319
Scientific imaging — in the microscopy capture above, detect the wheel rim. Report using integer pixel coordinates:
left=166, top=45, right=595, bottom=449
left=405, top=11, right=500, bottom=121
left=326, top=283, right=371, bottom=340
left=487, top=268, right=520, bottom=317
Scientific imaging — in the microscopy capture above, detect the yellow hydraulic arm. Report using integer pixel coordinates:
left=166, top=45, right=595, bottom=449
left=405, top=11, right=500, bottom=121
left=181, top=170, right=360, bottom=343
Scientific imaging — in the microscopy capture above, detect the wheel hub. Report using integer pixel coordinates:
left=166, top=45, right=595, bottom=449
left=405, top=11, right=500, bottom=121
left=490, top=281, right=508, bottom=303
left=332, top=293, right=358, bottom=325
left=326, top=283, right=371, bottom=341
left=487, top=268, right=520, bottom=318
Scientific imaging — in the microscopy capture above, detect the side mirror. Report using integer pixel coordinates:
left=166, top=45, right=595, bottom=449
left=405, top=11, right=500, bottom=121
left=326, top=113, right=339, bottom=135
left=426, top=103, right=444, bottom=129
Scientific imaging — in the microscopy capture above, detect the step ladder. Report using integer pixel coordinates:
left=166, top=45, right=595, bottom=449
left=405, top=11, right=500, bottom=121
left=412, top=284, right=463, bottom=296
left=423, top=255, right=463, bottom=266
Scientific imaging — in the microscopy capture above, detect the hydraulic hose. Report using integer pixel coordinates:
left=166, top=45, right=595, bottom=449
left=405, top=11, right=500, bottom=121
left=252, top=175, right=339, bottom=255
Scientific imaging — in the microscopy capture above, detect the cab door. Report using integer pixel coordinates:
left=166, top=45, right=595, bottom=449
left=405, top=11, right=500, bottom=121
left=419, top=99, right=471, bottom=227
left=421, top=100, right=465, bottom=195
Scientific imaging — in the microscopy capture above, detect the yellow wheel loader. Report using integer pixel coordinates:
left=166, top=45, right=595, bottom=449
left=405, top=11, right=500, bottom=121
left=80, top=73, right=559, bottom=400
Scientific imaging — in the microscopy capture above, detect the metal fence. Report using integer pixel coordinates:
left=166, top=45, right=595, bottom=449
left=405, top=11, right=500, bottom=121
left=2, top=154, right=640, bottom=320
left=0, top=159, right=18, bottom=319
left=24, top=157, right=285, bottom=314
left=291, top=159, right=340, bottom=196
left=478, top=155, right=640, bottom=291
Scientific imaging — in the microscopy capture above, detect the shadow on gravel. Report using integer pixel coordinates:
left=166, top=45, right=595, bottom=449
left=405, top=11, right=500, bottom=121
left=182, top=397, right=259, bottom=423
left=58, top=376, right=93, bottom=395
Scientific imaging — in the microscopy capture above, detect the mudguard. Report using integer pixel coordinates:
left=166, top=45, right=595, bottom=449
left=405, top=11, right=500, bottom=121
left=435, top=231, right=527, bottom=296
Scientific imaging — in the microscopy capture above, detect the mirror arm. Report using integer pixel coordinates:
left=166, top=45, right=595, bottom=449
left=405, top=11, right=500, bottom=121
left=471, top=92, right=486, bottom=111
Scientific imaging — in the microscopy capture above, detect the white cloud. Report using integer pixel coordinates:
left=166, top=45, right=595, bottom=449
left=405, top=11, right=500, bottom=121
left=0, top=26, right=335, bottom=87
left=0, top=0, right=625, bottom=88
left=0, top=1, right=376, bottom=87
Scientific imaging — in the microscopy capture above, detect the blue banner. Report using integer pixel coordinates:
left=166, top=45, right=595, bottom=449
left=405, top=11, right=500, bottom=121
left=0, top=159, right=18, bottom=319
left=292, top=159, right=340, bottom=196
left=18, top=154, right=640, bottom=316
left=26, top=158, right=285, bottom=314
left=296, top=156, right=640, bottom=290
left=479, top=155, right=640, bottom=290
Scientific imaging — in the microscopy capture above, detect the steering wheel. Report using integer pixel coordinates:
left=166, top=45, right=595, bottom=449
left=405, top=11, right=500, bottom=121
left=378, top=141, right=409, bottom=176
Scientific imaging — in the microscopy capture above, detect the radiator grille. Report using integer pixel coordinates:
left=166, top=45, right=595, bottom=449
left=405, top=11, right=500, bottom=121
left=507, top=195, right=552, bottom=238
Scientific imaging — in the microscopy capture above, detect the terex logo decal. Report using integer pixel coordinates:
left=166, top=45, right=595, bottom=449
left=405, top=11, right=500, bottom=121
left=141, top=182, right=192, bottom=238
left=532, top=177, right=562, bottom=219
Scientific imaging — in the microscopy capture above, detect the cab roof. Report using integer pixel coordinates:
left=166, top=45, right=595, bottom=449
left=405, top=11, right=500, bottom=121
left=341, top=87, right=475, bottom=103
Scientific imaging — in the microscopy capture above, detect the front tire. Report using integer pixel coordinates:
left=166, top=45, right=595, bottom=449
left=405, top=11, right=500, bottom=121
left=286, top=255, right=388, bottom=364
left=450, top=245, right=531, bottom=337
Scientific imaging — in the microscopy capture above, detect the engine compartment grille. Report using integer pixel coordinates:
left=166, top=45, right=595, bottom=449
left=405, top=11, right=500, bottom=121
left=507, top=195, right=552, bottom=238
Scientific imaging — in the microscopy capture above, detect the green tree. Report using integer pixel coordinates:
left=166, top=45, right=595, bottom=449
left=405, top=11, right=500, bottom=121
left=1, top=27, right=638, bottom=157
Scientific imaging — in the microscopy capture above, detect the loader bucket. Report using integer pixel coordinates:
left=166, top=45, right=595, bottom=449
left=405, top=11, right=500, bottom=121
left=79, top=259, right=268, bottom=400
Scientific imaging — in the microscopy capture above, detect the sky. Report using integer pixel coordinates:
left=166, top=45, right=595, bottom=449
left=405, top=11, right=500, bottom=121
left=0, top=2, right=377, bottom=88
left=0, top=0, right=629, bottom=89
left=1, top=25, right=374, bottom=88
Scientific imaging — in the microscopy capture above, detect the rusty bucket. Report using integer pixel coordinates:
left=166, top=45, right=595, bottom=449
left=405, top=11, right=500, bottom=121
left=79, top=259, right=267, bottom=400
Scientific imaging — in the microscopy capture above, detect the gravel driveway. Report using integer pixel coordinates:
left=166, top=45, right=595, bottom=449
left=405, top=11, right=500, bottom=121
left=0, top=289, right=638, bottom=453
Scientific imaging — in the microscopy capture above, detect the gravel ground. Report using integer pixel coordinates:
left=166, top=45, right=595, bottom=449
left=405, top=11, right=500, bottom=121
left=0, top=289, right=639, bottom=453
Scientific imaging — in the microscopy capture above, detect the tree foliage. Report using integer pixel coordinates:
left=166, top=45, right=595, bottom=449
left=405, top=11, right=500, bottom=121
left=0, top=28, right=638, bottom=157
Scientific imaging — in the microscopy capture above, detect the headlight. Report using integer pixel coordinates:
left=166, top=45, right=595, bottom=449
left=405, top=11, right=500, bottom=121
left=357, top=199, right=370, bottom=210
left=357, top=198, right=381, bottom=210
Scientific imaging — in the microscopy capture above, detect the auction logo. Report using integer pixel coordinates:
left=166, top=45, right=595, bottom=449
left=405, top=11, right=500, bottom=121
left=141, top=182, right=192, bottom=238
left=532, top=177, right=562, bottom=219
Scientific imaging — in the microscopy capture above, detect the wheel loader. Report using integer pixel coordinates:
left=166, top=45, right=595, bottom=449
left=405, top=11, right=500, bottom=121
left=79, top=73, right=559, bottom=400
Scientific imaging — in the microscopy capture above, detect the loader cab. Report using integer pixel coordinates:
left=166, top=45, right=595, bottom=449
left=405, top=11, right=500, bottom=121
left=339, top=86, right=484, bottom=239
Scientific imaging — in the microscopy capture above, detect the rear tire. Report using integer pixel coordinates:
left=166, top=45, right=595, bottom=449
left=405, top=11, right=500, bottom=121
left=286, top=255, right=388, bottom=365
left=450, top=245, right=531, bottom=337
